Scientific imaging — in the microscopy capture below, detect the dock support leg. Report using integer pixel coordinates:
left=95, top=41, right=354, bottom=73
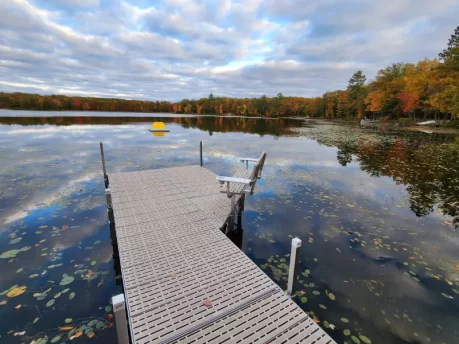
left=287, top=238, right=302, bottom=297
left=100, top=142, right=109, bottom=188
left=106, top=189, right=115, bottom=225
left=229, top=194, right=236, bottom=233
left=200, top=140, right=203, bottom=167
left=112, top=294, right=130, bottom=344
left=237, top=194, right=245, bottom=228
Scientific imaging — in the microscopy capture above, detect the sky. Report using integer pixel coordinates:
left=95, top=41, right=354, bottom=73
left=0, top=0, right=458, bottom=101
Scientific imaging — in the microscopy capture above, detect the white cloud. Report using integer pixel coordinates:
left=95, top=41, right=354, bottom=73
left=0, top=0, right=457, bottom=100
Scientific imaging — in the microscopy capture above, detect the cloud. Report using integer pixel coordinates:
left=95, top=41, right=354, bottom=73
left=0, top=0, right=458, bottom=100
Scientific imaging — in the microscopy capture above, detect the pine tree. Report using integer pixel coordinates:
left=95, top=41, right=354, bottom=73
left=438, top=26, right=459, bottom=61
left=347, top=71, right=367, bottom=117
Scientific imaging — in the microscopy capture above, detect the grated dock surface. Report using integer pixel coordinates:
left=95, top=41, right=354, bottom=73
left=109, top=165, right=335, bottom=344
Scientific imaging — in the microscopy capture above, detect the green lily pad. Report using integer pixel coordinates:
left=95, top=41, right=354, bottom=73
left=50, top=335, right=61, bottom=343
left=35, top=337, right=48, bottom=344
left=351, top=336, right=361, bottom=344
left=37, top=293, right=48, bottom=301
left=328, top=292, right=336, bottom=301
left=65, top=318, right=72, bottom=323
left=105, top=305, right=112, bottom=313
left=33, top=317, right=40, bottom=324
left=341, top=318, right=349, bottom=323
left=344, top=329, right=351, bottom=336
left=9, top=237, right=22, bottom=244
left=312, top=290, right=320, bottom=296
left=46, top=299, right=55, bottom=307
left=359, top=335, right=372, bottom=344
left=16, top=268, right=23, bottom=273
left=69, top=292, right=75, bottom=300
left=59, top=274, right=74, bottom=286
left=300, top=297, right=308, bottom=303
left=0, top=249, right=21, bottom=259
left=54, top=292, right=61, bottom=299
left=62, top=288, right=70, bottom=294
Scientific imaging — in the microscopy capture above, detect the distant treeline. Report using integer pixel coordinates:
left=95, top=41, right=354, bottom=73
left=1, top=26, right=458, bottom=120
left=0, top=116, right=299, bottom=136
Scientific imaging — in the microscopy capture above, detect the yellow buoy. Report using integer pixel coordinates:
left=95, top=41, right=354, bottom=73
left=150, top=122, right=169, bottom=137
left=152, top=122, right=166, bottom=131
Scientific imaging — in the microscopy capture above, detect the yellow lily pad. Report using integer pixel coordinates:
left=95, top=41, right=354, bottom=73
left=7, top=286, right=27, bottom=298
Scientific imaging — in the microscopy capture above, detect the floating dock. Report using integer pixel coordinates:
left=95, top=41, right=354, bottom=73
left=102, top=146, right=335, bottom=344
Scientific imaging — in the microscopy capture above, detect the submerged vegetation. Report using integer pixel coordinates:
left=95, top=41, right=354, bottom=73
left=1, top=27, right=459, bottom=121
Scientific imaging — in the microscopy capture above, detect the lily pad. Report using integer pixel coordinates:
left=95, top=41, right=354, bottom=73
left=0, top=249, right=21, bottom=259
left=50, top=335, right=61, bottom=343
left=344, top=329, right=351, bottom=336
left=105, top=305, right=112, bottom=313
left=359, top=335, right=372, bottom=344
left=9, top=237, right=22, bottom=244
left=65, top=318, right=72, bottom=323
left=46, top=299, right=55, bottom=307
left=1, top=285, right=18, bottom=296
left=7, top=286, right=27, bottom=298
left=37, top=293, right=48, bottom=301
left=69, top=292, right=75, bottom=300
left=59, top=274, right=74, bottom=286
left=16, top=268, right=23, bottom=273
left=33, top=317, right=40, bottom=324
left=54, top=292, right=61, bottom=299
left=351, top=336, right=361, bottom=344
left=300, top=297, right=308, bottom=303
left=328, top=292, right=336, bottom=301
left=341, top=317, right=349, bottom=323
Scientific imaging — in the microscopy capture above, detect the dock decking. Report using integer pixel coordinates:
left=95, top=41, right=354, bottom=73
left=108, top=165, right=335, bottom=344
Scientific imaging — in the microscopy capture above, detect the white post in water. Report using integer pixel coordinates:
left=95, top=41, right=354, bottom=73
left=287, top=238, right=302, bottom=297
left=112, top=294, right=129, bottom=344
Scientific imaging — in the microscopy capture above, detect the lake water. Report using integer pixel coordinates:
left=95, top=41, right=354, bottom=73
left=0, top=111, right=458, bottom=344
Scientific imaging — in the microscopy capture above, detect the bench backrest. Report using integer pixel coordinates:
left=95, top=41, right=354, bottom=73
left=248, top=151, right=266, bottom=194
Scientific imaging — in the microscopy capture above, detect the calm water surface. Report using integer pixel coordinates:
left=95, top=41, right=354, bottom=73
left=0, top=112, right=458, bottom=344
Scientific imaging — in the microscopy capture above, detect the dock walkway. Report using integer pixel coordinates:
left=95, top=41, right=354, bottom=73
left=107, top=165, right=335, bottom=344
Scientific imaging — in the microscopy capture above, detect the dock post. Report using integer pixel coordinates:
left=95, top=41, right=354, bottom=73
left=112, top=294, right=130, bottom=344
left=287, top=238, right=302, bottom=297
left=106, top=189, right=115, bottom=224
left=200, top=140, right=203, bottom=167
left=100, top=142, right=109, bottom=188
left=237, top=194, right=245, bottom=227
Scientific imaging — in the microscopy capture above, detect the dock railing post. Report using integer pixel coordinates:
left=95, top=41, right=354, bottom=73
left=100, top=142, right=109, bottom=188
left=200, top=140, right=203, bottom=167
left=106, top=189, right=115, bottom=224
left=287, top=238, right=302, bottom=297
left=112, top=294, right=130, bottom=344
